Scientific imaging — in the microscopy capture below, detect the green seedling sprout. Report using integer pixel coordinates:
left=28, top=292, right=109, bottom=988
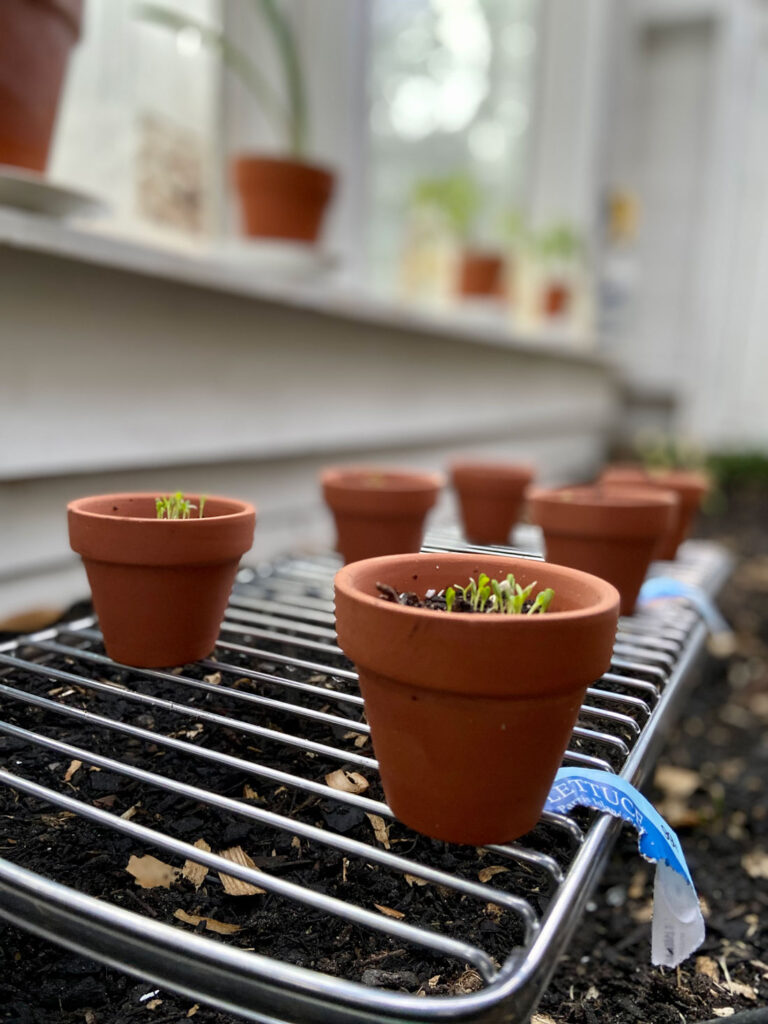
left=155, top=492, right=208, bottom=520
left=447, top=574, right=554, bottom=615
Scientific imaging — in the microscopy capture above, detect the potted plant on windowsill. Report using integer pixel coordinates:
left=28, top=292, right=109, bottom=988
left=68, top=492, right=256, bottom=668
left=0, top=0, right=83, bottom=172
left=528, top=485, right=679, bottom=616
left=321, top=468, right=444, bottom=565
left=536, top=223, right=582, bottom=318
left=334, top=553, right=619, bottom=845
left=410, top=173, right=505, bottom=300
left=450, top=460, right=534, bottom=545
left=138, top=1, right=334, bottom=243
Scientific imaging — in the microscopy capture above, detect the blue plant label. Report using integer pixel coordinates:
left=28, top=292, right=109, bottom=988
left=545, top=768, right=705, bottom=967
left=637, top=576, right=730, bottom=636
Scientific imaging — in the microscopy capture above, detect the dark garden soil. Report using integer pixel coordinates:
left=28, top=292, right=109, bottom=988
left=0, top=482, right=766, bottom=1023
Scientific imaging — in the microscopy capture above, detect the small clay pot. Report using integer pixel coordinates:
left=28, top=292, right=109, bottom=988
left=528, top=485, right=678, bottom=615
left=232, top=155, right=335, bottom=243
left=0, top=0, right=83, bottom=171
left=335, top=553, right=619, bottom=845
left=321, top=469, right=444, bottom=565
left=599, top=465, right=710, bottom=559
left=456, top=249, right=505, bottom=298
left=450, top=461, right=534, bottom=545
left=543, top=280, right=571, bottom=317
left=68, top=493, right=256, bottom=668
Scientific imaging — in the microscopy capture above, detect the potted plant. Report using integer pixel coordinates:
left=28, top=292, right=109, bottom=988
left=450, top=460, right=534, bottom=545
left=321, top=468, right=444, bottom=565
left=410, top=173, right=505, bottom=299
left=334, top=553, right=619, bottom=845
left=0, top=0, right=83, bottom=172
left=527, top=485, right=679, bottom=616
left=68, top=492, right=256, bottom=668
left=536, top=223, right=582, bottom=317
left=138, top=1, right=334, bottom=243
left=598, top=465, right=710, bottom=560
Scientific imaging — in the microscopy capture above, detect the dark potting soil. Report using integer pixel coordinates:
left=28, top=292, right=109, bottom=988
left=0, top=483, right=766, bottom=1023
left=375, top=581, right=539, bottom=614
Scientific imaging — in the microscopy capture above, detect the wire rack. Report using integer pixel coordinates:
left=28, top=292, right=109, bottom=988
left=0, top=535, right=731, bottom=1024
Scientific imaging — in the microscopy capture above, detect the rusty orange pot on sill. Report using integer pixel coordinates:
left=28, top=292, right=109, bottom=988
left=528, top=485, right=678, bottom=616
left=233, top=155, right=335, bottom=243
left=598, top=465, right=710, bottom=560
left=321, top=468, right=444, bottom=565
left=0, top=0, right=83, bottom=172
left=68, top=493, right=256, bottom=668
left=334, top=552, right=619, bottom=846
left=456, top=249, right=505, bottom=299
left=451, top=460, right=534, bottom=545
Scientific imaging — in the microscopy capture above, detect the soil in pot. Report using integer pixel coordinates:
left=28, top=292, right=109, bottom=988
left=528, top=485, right=678, bottom=616
left=456, top=250, right=505, bottom=299
left=599, top=465, right=710, bottom=559
left=450, top=461, right=534, bottom=545
left=233, top=156, right=335, bottom=243
left=334, top=553, right=619, bottom=845
left=321, top=468, right=444, bottom=565
left=68, top=493, right=256, bottom=668
left=0, top=0, right=83, bottom=171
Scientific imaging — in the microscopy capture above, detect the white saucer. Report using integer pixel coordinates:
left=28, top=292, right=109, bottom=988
left=210, top=237, right=339, bottom=282
left=0, top=165, right=107, bottom=218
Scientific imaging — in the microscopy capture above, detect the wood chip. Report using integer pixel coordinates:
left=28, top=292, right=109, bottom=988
left=478, top=865, right=509, bottom=883
left=217, top=846, right=265, bottom=895
left=325, top=769, right=370, bottom=794
left=354, top=734, right=369, bottom=748
left=374, top=903, right=404, bottom=919
left=291, top=836, right=301, bottom=850
left=187, top=1006, right=199, bottom=1018
left=173, top=908, right=241, bottom=935
left=654, top=764, right=701, bottom=798
left=365, top=813, right=391, bottom=849
left=64, top=759, right=82, bottom=782
left=243, top=784, right=260, bottom=801
left=146, top=999, right=163, bottom=1010
left=404, top=873, right=428, bottom=887
left=126, top=854, right=180, bottom=889
left=121, top=804, right=140, bottom=820
left=712, top=1011, right=735, bottom=1019
left=203, top=671, right=222, bottom=685
left=741, top=848, right=768, bottom=879
left=531, top=1016, right=558, bottom=1024
left=723, top=978, right=757, bottom=1000
left=695, top=955, right=720, bottom=981
left=182, top=839, right=211, bottom=889
left=455, top=969, right=483, bottom=994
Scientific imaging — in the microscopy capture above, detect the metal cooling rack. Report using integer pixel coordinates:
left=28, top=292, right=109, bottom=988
left=0, top=536, right=731, bottom=1024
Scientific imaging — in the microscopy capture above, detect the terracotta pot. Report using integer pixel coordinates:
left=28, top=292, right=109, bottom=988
left=321, top=468, right=444, bottom=565
left=68, top=493, right=256, bottom=668
left=543, top=281, right=570, bottom=317
left=335, top=553, right=618, bottom=845
left=456, top=250, right=505, bottom=298
left=450, top=461, right=534, bottom=545
left=233, top=155, right=335, bottom=243
left=0, top=0, right=83, bottom=172
left=599, top=465, right=710, bottom=559
left=528, top=485, right=678, bottom=616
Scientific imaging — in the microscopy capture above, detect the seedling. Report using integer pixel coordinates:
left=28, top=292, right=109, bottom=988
left=377, top=573, right=554, bottom=614
left=155, top=492, right=207, bottom=520
left=450, top=573, right=554, bottom=615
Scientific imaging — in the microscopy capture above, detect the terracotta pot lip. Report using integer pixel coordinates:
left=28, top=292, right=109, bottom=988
left=528, top=484, right=678, bottom=510
left=451, top=461, right=534, bottom=480
left=321, top=468, right=446, bottom=494
left=601, top=465, right=710, bottom=490
left=335, top=553, right=619, bottom=624
left=67, top=492, right=256, bottom=524
left=232, top=153, right=335, bottom=178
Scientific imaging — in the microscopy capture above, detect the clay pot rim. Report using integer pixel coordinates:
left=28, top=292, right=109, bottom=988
left=232, top=153, right=335, bottom=179
left=451, top=461, right=535, bottom=481
left=335, top=552, right=619, bottom=625
left=67, top=492, right=256, bottom=525
left=528, top=484, right=679, bottom=511
left=601, top=465, right=710, bottom=491
left=321, top=468, right=446, bottom=495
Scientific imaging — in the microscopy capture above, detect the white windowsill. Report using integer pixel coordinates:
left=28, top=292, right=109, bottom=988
left=0, top=206, right=605, bottom=368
